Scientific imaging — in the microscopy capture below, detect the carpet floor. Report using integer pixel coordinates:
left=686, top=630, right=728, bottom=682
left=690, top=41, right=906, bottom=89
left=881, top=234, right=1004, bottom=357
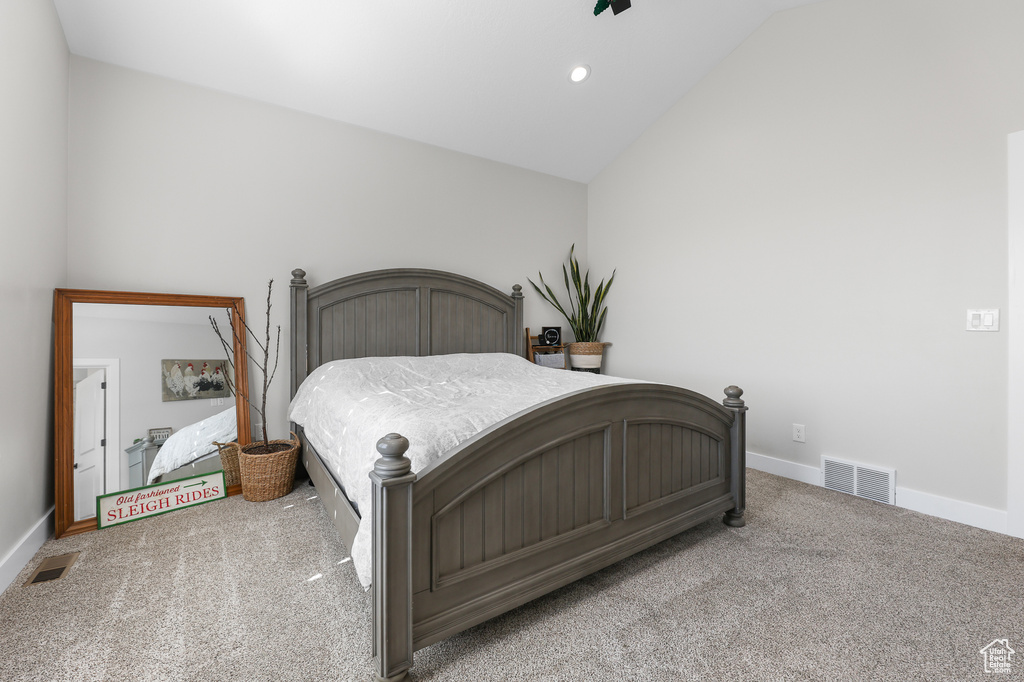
left=1, top=469, right=1021, bottom=681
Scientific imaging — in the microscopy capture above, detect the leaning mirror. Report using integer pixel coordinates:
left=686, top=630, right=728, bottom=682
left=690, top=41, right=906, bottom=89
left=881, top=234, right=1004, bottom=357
left=53, top=289, right=251, bottom=538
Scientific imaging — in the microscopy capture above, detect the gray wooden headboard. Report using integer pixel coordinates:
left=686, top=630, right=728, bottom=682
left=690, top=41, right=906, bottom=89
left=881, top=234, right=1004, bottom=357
left=289, top=268, right=525, bottom=397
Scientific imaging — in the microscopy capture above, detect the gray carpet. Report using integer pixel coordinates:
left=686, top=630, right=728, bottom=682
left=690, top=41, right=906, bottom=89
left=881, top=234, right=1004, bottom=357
left=1, top=470, right=1021, bottom=681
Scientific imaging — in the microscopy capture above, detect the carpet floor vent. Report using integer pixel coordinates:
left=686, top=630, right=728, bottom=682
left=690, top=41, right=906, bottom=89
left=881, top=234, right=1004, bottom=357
left=24, top=553, right=79, bottom=586
left=821, top=456, right=895, bottom=505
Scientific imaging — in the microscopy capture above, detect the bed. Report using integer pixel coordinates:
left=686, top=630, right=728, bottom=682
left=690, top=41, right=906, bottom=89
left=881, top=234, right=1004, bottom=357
left=146, top=407, right=237, bottom=484
left=287, top=268, right=747, bottom=682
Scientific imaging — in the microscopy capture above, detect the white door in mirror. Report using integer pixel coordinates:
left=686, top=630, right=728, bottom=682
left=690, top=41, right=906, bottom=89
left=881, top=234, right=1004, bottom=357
left=74, top=370, right=106, bottom=520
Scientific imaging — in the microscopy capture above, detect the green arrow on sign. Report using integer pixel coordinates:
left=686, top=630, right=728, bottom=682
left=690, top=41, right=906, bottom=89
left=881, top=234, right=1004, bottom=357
left=183, top=480, right=207, bottom=489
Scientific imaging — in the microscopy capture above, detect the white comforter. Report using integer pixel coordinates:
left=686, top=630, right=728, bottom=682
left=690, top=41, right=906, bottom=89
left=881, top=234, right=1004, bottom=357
left=146, top=407, right=237, bottom=483
left=288, top=352, right=633, bottom=587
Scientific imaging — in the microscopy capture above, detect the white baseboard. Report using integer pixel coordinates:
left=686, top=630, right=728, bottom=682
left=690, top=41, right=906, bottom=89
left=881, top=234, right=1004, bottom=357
left=746, top=451, right=1009, bottom=536
left=894, top=487, right=1007, bottom=534
left=746, top=451, right=820, bottom=486
left=0, top=508, right=54, bottom=594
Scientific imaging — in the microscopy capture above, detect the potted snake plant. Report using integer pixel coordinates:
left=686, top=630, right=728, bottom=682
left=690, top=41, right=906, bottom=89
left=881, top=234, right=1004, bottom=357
left=529, top=245, right=615, bottom=372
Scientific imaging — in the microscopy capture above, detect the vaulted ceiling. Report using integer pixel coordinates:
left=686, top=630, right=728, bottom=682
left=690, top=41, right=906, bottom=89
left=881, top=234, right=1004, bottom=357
left=54, top=0, right=824, bottom=183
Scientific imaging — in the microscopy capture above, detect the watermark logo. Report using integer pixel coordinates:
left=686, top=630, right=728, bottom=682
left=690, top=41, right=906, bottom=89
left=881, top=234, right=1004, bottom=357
left=980, top=639, right=1015, bottom=674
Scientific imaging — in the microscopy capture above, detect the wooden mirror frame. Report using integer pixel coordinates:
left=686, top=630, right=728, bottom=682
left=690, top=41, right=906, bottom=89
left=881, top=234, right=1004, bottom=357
left=53, top=288, right=252, bottom=538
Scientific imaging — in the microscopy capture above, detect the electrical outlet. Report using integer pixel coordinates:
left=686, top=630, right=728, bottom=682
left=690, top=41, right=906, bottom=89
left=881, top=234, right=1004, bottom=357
left=792, top=424, right=806, bottom=443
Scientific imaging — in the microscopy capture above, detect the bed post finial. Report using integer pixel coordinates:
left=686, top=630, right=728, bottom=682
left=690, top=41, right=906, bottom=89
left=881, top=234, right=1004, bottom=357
left=722, top=386, right=747, bottom=528
left=370, top=433, right=416, bottom=682
left=511, top=284, right=524, bottom=357
left=374, top=433, right=412, bottom=477
left=290, top=270, right=309, bottom=403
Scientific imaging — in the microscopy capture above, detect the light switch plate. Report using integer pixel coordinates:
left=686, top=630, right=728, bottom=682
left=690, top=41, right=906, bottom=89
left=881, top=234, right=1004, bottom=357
left=966, top=309, right=999, bottom=331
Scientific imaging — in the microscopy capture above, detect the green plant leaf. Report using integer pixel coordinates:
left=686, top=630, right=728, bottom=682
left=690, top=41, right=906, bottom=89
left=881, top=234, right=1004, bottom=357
left=595, top=306, right=608, bottom=338
left=582, top=273, right=592, bottom=317
left=562, top=264, right=578, bottom=322
left=530, top=274, right=580, bottom=337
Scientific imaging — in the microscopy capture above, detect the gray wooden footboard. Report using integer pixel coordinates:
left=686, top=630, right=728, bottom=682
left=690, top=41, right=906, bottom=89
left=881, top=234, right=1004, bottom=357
left=370, top=383, right=747, bottom=681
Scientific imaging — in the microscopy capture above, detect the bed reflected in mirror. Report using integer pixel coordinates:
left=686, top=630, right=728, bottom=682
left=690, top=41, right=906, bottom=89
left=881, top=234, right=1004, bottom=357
left=54, top=290, right=251, bottom=538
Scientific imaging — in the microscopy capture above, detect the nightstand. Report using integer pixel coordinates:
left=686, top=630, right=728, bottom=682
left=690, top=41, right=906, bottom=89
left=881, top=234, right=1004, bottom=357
left=526, top=328, right=567, bottom=369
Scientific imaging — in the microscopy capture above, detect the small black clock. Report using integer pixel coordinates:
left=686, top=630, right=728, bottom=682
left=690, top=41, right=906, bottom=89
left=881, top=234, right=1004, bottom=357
left=541, top=327, right=561, bottom=346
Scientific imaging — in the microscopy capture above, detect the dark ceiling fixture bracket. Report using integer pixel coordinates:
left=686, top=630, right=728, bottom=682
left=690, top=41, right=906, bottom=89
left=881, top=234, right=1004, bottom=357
left=594, top=0, right=631, bottom=16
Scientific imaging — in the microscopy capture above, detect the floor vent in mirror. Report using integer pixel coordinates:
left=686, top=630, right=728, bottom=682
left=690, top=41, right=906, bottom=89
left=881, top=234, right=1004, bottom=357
left=24, top=552, right=80, bottom=586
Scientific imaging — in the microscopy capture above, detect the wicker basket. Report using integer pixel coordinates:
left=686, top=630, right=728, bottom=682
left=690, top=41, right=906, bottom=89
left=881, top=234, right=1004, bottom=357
left=568, top=341, right=606, bottom=371
left=212, top=441, right=242, bottom=487
left=239, top=432, right=300, bottom=502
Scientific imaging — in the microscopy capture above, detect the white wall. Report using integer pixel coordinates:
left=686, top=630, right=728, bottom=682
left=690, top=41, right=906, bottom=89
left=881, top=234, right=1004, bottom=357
left=589, top=0, right=1024, bottom=512
left=67, top=57, right=588, bottom=440
left=0, top=0, right=69, bottom=585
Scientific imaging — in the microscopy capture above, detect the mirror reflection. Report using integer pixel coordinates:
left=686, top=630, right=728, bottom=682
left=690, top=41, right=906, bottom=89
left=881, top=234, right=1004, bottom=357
left=70, top=304, right=237, bottom=522
left=54, top=289, right=250, bottom=538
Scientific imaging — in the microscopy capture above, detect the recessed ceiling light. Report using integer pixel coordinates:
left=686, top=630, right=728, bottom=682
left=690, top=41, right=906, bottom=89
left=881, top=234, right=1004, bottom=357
left=569, top=65, right=590, bottom=83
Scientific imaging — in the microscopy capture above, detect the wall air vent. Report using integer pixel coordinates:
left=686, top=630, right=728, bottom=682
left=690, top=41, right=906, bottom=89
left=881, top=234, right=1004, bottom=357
left=821, top=456, right=895, bottom=505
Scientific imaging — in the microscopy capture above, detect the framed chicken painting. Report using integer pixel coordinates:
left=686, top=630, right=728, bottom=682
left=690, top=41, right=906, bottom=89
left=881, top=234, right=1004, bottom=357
left=161, top=359, right=233, bottom=402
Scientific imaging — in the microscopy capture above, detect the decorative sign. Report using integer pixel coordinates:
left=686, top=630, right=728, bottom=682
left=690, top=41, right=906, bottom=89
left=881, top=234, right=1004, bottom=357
left=97, top=471, right=226, bottom=529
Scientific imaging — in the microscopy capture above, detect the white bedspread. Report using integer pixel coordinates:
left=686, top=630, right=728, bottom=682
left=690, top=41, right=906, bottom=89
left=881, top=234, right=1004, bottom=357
left=147, top=407, right=237, bottom=483
left=288, top=352, right=634, bottom=587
